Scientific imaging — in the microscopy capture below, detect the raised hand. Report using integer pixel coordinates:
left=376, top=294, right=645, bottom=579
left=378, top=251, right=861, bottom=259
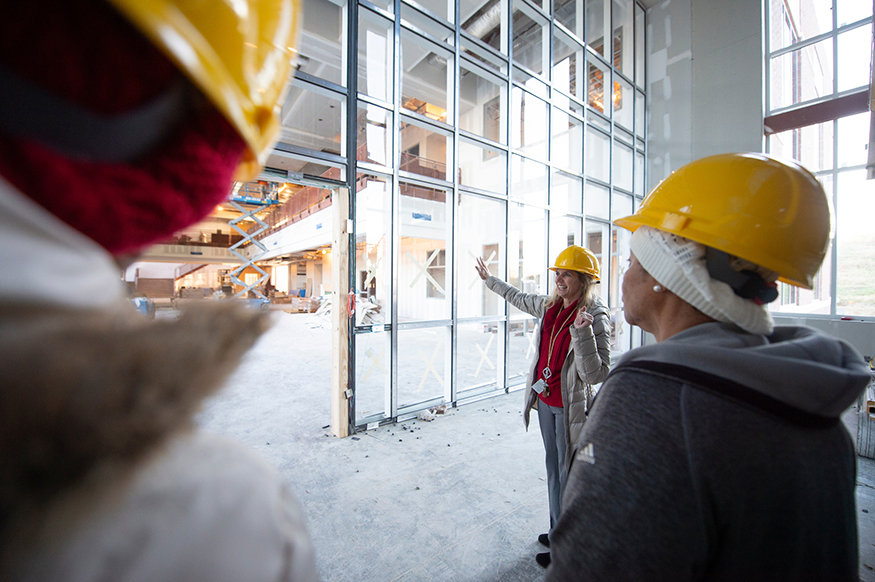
left=573, top=306, right=594, bottom=329
left=475, top=256, right=490, bottom=281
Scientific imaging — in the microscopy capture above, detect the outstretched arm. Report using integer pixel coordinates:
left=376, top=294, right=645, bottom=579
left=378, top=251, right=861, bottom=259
left=474, top=257, right=546, bottom=319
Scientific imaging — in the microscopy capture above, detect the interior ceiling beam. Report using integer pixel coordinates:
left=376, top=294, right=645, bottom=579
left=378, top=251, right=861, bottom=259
left=764, top=89, right=869, bottom=134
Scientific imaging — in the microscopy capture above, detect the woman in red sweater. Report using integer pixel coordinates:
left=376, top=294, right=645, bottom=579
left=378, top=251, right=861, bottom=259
left=475, top=245, right=612, bottom=568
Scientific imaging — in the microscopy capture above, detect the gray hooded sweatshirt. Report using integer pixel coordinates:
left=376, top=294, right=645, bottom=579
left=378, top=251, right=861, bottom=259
left=546, top=321, right=871, bottom=582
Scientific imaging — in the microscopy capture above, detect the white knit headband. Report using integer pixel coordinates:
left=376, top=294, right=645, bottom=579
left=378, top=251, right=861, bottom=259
left=630, top=226, right=774, bottom=336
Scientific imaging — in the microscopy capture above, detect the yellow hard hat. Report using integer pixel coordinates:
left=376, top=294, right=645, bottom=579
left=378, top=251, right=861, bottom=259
left=106, top=0, right=302, bottom=180
left=614, top=153, right=830, bottom=290
left=549, top=245, right=600, bottom=281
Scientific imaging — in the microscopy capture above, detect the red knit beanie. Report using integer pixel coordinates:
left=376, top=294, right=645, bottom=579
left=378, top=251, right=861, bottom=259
left=0, top=0, right=246, bottom=255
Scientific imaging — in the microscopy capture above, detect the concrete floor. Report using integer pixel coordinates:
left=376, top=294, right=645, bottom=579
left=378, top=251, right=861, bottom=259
left=197, top=311, right=875, bottom=581
left=197, top=311, right=548, bottom=582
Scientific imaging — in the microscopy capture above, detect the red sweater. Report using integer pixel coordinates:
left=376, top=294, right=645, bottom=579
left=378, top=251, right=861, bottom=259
left=536, top=300, right=579, bottom=407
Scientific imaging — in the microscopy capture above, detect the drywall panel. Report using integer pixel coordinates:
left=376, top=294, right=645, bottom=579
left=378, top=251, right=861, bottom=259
left=691, top=0, right=762, bottom=55
left=690, top=0, right=763, bottom=157
left=646, top=0, right=764, bottom=190
left=646, top=0, right=693, bottom=187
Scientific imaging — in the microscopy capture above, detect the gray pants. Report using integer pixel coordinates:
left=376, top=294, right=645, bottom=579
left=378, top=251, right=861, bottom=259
left=537, top=403, right=567, bottom=534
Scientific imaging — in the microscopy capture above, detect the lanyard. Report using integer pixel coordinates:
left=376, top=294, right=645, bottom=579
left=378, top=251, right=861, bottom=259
left=542, top=300, right=579, bottom=380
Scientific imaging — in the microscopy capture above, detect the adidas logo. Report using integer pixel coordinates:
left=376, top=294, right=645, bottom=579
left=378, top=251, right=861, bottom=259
left=577, top=442, right=596, bottom=464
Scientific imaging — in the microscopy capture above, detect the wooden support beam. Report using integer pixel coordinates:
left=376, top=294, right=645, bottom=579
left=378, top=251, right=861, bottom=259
left=331, top=187, right=350, bottom=438
left=764, top=89, right=869, bottom=134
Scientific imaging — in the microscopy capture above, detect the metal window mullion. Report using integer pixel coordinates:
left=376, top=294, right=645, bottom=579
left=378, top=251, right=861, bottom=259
left=459, top=29, right=507, bottom=66
left=357, top=159, right=394, bottom=175
left=581, top=0, right=589, bottom=210
left=458, top=182, right=510, bottom=200
left=546, top=0, right=554, bottom=220
left=396, top=319, right=454, bottom=330
left=552, top=85, right=587, bottom=111
left=274, top=142, right=348, bottom=167
left=608, top=29, right=621, bottom=350
left=633, top=0, right=648, bottom=350
left=829, top=117, right=838, bottom=316
left=459, top=129, right=510, bottom=154
left=613, top=67, right=633, bottom=87
left=357, top=92, right=394, bottom=110
left=292, top=71, right=347, bottom=95
left=768, top=15, right=871, bottom=59
left=359, top=0, right=393, bottom=20
left=504, top=0, right=513, bottom=392
left=512, top=60, right=548, bottom=84
left=544, top=2, right=552, bottom=298
left=397, top=169, right=454, bottom=190
left=390, top=0, right=402, bottom=421
left=553, top=18, right=578, bottom=45
left=642, top=1, right=648, bottom=197
left=827, top=0, right=837, bottom=317
left=399, top=109, right=455, bottom=134
left=764, top=0, right=771, bottom=123
left=768, top=29, right=831, bottom=59
left=449, top=0, right=461, bottom=406
left=460, top=52, right=506, bottom=86
left=585, top=43, right=613, bottom=71
left=399, top=18, right=453, bottom=55
left=515, top=0, right=549, bottom=21
left=829, top=0, right=838, bottom=100
left=400, top=0, right=454, bottom=33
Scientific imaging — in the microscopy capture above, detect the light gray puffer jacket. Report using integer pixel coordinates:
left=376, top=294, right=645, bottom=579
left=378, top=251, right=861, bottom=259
left=485, top=276, right=612, bottom=467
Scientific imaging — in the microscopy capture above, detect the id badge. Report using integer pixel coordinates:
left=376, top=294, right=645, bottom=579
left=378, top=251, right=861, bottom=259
left=532, top=378, right=546, bottom=394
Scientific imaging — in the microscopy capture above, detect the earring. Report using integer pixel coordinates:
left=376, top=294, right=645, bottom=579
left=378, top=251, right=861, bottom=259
left=653, top=284, right=664, bottom=293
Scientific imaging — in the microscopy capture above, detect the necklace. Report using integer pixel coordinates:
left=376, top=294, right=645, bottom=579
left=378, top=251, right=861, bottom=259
left=542, top=300, right=579, bottom=380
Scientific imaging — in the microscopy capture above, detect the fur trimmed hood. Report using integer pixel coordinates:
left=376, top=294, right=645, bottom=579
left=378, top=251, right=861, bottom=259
left=0, top=301, right=271, bottom=562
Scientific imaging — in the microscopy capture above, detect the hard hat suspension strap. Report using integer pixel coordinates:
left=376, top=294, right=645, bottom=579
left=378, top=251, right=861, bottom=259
left=705, top=248, right=779, bottom=305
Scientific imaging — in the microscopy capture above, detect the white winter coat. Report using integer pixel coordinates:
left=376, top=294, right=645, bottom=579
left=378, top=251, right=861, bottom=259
left=0, top=179, right=319, bottom=582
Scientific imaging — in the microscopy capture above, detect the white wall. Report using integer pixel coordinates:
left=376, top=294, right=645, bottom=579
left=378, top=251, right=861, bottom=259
left=690, top=0, right=764, bottom=158
left=772, top=316, right=875, bottom=359
left=257, top=207, right=333, bottom=261
left=646, top=0, right=763, bottom=189
left=273, top=264, right=290, bottom=293
left=308, top=259, right=326, bottom=296
left=124, top=262, right=180, bottom=281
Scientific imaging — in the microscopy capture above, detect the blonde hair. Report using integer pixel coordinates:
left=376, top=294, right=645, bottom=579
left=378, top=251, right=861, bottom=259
left=544, top=272, right=597, bottom=310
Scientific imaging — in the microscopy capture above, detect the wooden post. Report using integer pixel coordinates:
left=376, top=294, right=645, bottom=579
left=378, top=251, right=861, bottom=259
left=331, top=187, right=350, bottom=438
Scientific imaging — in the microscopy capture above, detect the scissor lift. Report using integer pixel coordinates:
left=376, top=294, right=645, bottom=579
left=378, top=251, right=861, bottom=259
left=227, top=182, right=282, bottom=299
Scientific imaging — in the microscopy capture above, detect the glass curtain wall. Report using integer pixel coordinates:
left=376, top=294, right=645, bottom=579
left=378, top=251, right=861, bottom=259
left=284, top=0, right=647, bottom=429
left=765, top=0, right=875, bottom=318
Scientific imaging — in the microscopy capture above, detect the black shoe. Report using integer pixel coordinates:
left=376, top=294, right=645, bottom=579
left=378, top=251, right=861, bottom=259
left=536, top=552, right=552, bottom=568
left=538, top=533, right=550, bottom=548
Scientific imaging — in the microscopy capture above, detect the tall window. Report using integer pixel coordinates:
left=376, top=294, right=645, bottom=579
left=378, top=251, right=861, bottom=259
left=765, top=0, right=874, bottom=317
left=268, top=0, right=651, bottom=428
